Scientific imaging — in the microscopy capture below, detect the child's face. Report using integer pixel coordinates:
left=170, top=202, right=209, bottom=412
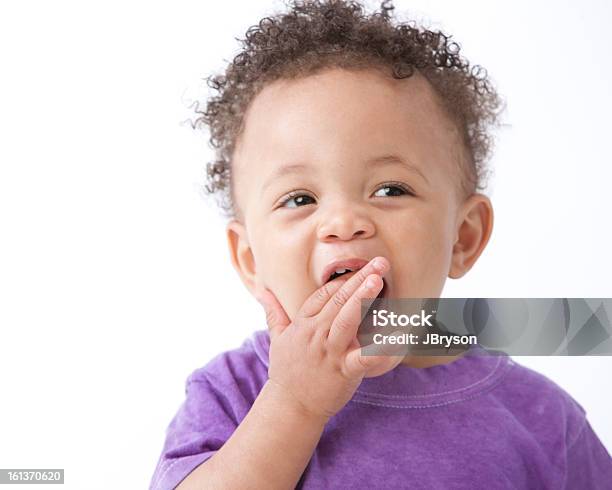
left=227, top=68, right=492, bottom=319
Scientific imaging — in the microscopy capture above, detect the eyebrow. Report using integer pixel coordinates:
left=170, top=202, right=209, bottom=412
left=261, top=163, right=311, bottom=194
left=261, top=154, right=428, bottom=195
left=366, top=154, right=429, bottom=184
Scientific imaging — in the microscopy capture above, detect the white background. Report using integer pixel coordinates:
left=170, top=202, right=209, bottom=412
left=0, top=1, right=611, bottom=488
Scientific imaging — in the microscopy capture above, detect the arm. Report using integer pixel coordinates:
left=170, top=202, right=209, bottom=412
left=178, top=257, right=402, bottom=489
left=176, top=380, right=327, bottom=489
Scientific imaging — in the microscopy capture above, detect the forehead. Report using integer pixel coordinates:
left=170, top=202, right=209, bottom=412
left=232, top=67, right=464, bottom=198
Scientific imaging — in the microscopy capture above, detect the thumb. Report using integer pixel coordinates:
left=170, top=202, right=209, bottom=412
left=344, top=332, right=407, bottom=378
left=255, top=288, right=291, bottom=340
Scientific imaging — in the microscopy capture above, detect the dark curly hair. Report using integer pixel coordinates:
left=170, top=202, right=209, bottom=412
left=194, top=0, right=504, bottom=216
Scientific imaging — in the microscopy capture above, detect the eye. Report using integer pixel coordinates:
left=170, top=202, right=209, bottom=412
left=373, top=182, right=414, bottom=198
left=279, top=192, right=316, bottom=208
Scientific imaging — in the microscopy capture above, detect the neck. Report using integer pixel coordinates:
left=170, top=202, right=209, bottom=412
left=399, top=350, right=468, bottom=369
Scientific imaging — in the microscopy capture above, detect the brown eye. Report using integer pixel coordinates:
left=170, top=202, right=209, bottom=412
left=373, top=184, right=411, bottom=197
left=281, top=193, right=316, bottom=208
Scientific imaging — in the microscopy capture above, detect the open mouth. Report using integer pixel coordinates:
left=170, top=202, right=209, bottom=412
left=324, top=266, right=388, bottom=299
left=328, top=267, right=355, bottom=282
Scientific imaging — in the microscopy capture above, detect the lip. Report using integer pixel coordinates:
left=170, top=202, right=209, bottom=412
left=319, top=257, right=372, bottom=287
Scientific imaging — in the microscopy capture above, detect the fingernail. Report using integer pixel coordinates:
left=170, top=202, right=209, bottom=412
left=366, top=276, right=378, bottom=289
left=373, top=258, right=386, bottom=271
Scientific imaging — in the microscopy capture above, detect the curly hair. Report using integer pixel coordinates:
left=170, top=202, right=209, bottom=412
left=194, top=0, right=504, bottom=216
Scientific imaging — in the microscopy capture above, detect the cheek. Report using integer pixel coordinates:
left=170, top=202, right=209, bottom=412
left=390, top=211, right=453, bottom=294
left=253, top=220, right=315, bottom=318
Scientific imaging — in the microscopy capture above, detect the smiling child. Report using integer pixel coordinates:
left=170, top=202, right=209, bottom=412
left=149, top=1, right=612, bottom=488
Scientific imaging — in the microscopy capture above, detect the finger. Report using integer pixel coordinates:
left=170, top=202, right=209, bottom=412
left=255, top=288, right=291, bottom=340
left=344, top=333, right=407, bottom=379
left=318, top=256, right=389, bottom=322
left=362, top=352, right=406, bottom=378
left=327, top=273, right=383, bottom=354
left=299, top=278, right=348, bottom=318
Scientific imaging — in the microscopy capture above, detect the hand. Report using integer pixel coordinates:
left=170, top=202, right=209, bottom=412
left=255, top=257, right=405, bottom=422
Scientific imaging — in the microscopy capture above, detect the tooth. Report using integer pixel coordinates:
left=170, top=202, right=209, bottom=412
left=335, top=268, right=352, bottom=274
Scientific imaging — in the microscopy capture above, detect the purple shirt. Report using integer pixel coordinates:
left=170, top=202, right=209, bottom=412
left=149, top=330, right=612, bottom=489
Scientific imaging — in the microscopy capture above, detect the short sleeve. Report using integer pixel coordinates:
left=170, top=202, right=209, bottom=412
left=148, top=372, right=241, bottom=490
left=564, top=419, right=612, bottom=489
left=149, top=333, right=270, bottom=490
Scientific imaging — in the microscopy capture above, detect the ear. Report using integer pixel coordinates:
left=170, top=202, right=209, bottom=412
left=226, top=219, right=257, bottom=294
left=449, top=193, right=494, bottom=279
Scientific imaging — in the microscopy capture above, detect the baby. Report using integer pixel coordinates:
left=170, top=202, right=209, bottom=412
left=150, top=1, right=612, bottom=488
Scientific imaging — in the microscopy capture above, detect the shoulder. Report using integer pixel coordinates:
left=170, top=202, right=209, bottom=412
left=186, top=329, right=270, bottom=401
left=148, top=331, right=271, bottom=490
left=493, top=357, right=587, bottom=447
left=498, top=360, right=612, bottom=483
left=166, top=330, right=271, bottom=433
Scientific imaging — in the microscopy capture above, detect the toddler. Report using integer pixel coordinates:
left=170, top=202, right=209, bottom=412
left=150, top=1, right=612, bottom=488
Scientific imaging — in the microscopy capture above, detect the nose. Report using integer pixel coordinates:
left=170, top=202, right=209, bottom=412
left=317, top=202, right=375, bottom=242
